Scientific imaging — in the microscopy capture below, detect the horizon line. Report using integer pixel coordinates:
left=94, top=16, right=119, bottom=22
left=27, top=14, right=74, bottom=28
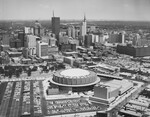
left=0, top=19, right=150, bottom=22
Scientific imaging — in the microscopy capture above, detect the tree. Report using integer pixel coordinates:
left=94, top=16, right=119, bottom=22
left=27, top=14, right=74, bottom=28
left=27, top=67, right=31, bottom=76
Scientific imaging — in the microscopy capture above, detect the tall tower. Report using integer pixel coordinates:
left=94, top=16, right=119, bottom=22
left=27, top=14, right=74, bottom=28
left=80, top=14, right=87, bottom=37
left=51, top=11, right=60, bottom=43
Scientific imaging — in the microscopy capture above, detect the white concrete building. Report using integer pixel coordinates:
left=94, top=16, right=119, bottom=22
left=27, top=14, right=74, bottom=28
left=25, top=35, right=40, bottom=56
left=36, top=41, right=48, bottom=59
left=80, top=15, right=87, bottom=37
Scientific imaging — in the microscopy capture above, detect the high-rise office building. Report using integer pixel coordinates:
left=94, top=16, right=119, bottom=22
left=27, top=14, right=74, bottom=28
left=34, top=21, right=45, bottom=37
left=80, top=14, right=87, bottom=37
left=71, top=26, right=75, bottom=38
left=67, top=25, right=75, bottom=38
left=52, top=12, right=60, bottom=42
left=25, top=35, right=40, bottom=55
left=48, top=36, right=57, bottom=47
left=67, top=27, right=72, bottom=37
left=18, top=31, right=25, bottom=47
left=36, top=41, right=48, bottom=59
left=84, top=34, right=92, bottom=48
left=118, top=31, right=125, bottom=44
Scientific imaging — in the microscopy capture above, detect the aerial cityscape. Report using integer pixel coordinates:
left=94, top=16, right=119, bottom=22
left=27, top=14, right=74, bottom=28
left=0, top=0, right=150, bottom=117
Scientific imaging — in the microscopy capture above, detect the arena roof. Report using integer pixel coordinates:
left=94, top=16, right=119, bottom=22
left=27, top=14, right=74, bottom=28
left=60, top=68, right=90, bottom=77
left=51, top=68, right=100, bottom=87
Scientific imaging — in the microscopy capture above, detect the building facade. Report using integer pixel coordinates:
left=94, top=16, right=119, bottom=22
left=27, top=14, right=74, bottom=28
left=84, top=34, right=92, bottom=48
left=80, top=15, right=87, bottom=37
left=18, top=31, right=25, bottom=47
left=36, top=41, right=48, bottom=59
left=117, top=45, right=150, bottom=57
left=52, top=17, right=60, bottom=41
left=68, top=25, right=75, bottom=38
left=25, top=35, right=40, bottom=56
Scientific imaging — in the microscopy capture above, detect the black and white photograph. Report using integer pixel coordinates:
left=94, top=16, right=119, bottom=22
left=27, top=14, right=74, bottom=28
left=0, top=0, right=150, bottom=117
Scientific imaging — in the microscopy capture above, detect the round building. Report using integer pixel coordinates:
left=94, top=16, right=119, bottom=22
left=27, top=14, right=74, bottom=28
left=50, top=68, right=100, bottom=92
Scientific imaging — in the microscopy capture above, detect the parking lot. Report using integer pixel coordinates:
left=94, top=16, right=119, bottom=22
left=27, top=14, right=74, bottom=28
left=9, top=82, right=22, bottom=117
left=0, top=82, right=13, bottom=117
left=0, top=80, right=44, bottom=117
left=0, top=80, right=105, bottom=117
left=46, top=98, right=103, bottom=116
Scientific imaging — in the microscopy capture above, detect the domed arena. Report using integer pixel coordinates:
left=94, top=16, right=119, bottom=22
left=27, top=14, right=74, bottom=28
left=51, top=68, right=100, bottom=87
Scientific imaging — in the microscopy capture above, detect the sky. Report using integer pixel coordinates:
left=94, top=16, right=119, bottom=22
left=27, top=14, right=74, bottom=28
left=0, top=0, right=150, bottom=21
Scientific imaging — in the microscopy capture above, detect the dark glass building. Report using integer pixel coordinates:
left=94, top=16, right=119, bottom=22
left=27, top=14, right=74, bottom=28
left=18, top=31, right=25, bottom=47
left=84, top=34, right=92, bottom=48
left=52, top=17, right=60, bottom=42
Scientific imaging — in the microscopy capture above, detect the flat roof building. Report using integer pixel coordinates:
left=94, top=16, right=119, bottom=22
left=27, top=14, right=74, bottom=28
left=36, top=41, right=48, bottom=59
left=52, top=15, right=60, bottom=42
left=90, top=79, right=133, bottom=104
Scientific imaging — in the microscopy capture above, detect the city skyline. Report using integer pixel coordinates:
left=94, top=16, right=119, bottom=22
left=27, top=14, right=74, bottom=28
left=0, top=0, right=150, bottom=21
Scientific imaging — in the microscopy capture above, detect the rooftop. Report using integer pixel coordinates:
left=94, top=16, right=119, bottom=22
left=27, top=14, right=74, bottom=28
left=60, top=68, right=90, bottom=77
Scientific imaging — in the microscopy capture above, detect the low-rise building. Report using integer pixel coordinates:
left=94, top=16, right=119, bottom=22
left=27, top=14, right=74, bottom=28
left=90, top=79, right=133, bottom=104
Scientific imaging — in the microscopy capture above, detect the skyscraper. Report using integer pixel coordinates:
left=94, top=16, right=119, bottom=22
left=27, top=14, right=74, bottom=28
left=71, top=26, right=75, bottom=38
left=25, top=35, right=40, bottom=55
left=51, top=11, right=60, bottom=43
left=84, top=34, right=92, bottom=48
left=67, top=25, right=75, bottom=38
left=18, top=31, right=25, bottom=47
left=34, top=20, right=45, bottom=37
left=80, top=14, right=87, bottom=37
